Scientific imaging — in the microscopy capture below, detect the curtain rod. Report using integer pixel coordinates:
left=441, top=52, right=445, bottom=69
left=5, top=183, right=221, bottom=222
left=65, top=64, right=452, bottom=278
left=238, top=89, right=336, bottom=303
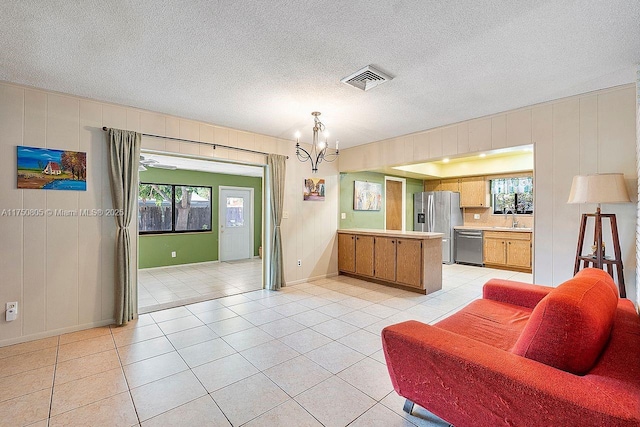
left=102, top=127, right=288, bottom=159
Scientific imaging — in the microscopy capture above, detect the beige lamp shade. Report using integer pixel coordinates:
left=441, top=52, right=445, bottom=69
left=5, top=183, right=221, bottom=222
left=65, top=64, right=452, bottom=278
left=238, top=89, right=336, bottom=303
left=567, top=173, right=631, bottom=204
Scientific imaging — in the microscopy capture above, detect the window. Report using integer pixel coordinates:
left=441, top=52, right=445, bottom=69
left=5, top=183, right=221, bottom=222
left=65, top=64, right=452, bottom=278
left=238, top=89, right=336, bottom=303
left=490, top=177, right=533, bottom=215
left=225, top=197, right=245, bottom=227
left=138, top=183, right=212, bottom=234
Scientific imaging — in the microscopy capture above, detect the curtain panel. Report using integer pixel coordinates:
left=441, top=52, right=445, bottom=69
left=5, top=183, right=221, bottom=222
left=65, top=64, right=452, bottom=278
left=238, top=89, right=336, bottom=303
left=266, top=154, right=286, bottom=290
left=107, top=128, right=141, bottom=325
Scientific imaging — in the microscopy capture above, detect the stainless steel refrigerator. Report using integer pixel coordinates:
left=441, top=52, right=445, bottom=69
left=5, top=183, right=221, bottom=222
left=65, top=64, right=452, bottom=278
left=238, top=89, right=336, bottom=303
left=414, top=191, right=463, bottom=264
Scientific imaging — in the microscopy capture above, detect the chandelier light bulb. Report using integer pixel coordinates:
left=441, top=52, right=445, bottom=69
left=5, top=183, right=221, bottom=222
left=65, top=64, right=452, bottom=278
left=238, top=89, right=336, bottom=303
left=294, top=131, right=301, bottom=140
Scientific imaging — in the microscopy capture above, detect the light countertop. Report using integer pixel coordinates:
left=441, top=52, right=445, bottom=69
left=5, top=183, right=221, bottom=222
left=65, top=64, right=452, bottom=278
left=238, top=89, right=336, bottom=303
left=338, top=228, right=444, bottom=239
left=454, top=225, right=533, bottom=232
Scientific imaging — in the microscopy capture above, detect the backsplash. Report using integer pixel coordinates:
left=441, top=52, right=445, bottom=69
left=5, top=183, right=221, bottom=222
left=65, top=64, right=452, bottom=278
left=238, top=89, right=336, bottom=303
left=463, top=207, right=534, bottom=229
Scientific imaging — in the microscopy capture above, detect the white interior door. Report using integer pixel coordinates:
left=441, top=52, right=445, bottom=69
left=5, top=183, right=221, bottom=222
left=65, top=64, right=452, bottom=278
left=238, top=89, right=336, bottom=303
left=219, top=187, right=253, bottom=261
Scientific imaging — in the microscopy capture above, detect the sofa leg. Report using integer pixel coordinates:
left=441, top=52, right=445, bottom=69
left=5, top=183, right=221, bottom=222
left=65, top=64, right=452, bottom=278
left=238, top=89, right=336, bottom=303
left=403, top=399, right=415, bottom=414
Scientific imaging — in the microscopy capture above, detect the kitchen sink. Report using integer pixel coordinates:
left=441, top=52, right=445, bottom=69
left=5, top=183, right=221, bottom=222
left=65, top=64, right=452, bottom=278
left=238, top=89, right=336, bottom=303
left=490, top=226, right=533, bottom=231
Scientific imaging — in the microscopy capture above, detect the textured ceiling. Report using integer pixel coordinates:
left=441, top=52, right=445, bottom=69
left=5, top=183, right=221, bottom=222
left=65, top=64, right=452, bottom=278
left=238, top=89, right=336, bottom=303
left=1, top=1, right=639, bottom=149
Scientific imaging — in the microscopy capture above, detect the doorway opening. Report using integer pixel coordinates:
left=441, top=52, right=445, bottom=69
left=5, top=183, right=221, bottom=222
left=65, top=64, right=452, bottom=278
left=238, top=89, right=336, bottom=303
left=136, top=152, right=265, bottom=314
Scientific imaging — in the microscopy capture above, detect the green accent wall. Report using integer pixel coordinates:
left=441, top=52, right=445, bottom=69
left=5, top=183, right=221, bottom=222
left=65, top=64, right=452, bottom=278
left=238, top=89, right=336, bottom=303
left=138, top=168, right=262, bottom=268
left=339, top=171, right=423, bottom=230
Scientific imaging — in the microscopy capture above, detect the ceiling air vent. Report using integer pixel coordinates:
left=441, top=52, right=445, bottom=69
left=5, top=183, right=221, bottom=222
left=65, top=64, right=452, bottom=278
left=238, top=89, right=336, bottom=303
left=341, top=65, right=393, bottom=91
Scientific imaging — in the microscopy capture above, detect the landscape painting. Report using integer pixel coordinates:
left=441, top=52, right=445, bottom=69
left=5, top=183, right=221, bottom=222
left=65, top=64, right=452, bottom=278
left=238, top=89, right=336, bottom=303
left=303, top=178, right=325, bottom=201
left=353, top=180, right=382, bottom=211
left=17, top=146, right=87, bottom=191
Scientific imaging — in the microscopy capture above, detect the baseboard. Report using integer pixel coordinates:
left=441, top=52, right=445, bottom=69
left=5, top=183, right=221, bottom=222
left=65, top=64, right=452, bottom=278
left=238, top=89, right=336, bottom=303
left=0, top=318, right=116, bottom=348
left=286, top=271, right=339, bottom=286
left=139, top=259, right=221, bottom=271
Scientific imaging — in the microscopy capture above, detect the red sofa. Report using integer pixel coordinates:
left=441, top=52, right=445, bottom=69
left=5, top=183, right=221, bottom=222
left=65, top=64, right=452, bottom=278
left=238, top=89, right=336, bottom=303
left=382, top=268, right=640, bottom=427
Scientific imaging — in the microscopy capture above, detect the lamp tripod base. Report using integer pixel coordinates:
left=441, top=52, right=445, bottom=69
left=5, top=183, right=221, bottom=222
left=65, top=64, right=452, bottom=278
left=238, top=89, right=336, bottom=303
left=573, top=208, right=626, bottom=298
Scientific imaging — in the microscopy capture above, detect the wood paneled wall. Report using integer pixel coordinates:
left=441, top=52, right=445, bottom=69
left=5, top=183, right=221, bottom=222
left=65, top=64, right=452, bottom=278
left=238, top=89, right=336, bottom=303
left=340, top=85, right=638, bottom=303
left=0, top=82, right=339, bottom=346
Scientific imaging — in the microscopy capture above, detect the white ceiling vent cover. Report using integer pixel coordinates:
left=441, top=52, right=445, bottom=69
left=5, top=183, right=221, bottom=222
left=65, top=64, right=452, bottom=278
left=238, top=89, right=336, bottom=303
left=341, top=65, right=393, bottom=91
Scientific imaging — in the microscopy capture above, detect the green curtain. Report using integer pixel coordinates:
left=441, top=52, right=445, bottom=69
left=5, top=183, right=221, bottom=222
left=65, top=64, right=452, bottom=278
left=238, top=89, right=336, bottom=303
left=266, top=154, right=286, bottom=290
left=107, top=128, right=141, bottom=325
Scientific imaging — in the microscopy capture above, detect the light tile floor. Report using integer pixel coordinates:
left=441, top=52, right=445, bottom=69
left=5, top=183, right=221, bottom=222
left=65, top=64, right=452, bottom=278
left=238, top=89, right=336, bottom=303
left=138, top=259, right=263, bottom=313
left=0, top=264, right=532, bottom=427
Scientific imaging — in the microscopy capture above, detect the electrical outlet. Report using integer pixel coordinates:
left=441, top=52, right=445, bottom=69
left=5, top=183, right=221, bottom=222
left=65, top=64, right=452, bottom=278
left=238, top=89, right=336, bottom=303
left=473, top=214, right=481, bottom=220
left=282, top=211, right=289, bottom=219
left=341, top=212, right=346, bottom=220
left=297, top=260, right=302, bottom=267
left=171, top=251, right=176, bottom=258
left=6, top=302, right=17, bottom=322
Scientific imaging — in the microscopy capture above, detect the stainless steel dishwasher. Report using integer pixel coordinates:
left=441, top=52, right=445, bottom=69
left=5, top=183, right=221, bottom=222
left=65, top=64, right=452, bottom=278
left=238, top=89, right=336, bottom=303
left=455, top=229, right=484, bottom=266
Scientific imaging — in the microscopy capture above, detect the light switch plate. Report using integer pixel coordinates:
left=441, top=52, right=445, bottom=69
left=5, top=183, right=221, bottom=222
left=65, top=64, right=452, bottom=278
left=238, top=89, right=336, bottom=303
left=473, top=214, right=481, bottom=220
left=282, top=211, right=289, bottom=219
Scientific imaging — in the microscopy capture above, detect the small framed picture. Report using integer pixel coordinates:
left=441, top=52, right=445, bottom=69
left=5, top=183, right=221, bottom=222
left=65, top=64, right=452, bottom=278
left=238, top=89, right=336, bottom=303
left=303, top=178, right=325, bottom=201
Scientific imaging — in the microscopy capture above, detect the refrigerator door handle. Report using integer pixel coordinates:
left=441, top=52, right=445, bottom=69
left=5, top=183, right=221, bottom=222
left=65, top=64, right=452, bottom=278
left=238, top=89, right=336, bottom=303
left=428, top=194, right=435, bottom=232
left=425, top=195, right=430, bottom=232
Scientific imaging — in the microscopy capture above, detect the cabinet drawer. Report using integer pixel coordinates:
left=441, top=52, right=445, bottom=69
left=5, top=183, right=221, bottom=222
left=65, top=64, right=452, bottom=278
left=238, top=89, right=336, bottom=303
left=484, top=231, right=531, bottom=241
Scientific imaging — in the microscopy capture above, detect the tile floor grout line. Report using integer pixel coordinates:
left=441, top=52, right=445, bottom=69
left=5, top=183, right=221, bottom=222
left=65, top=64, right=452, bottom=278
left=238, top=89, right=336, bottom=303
left=46, top=335, right=61, bottom=422
left=111, top=327, right=143, bottom=426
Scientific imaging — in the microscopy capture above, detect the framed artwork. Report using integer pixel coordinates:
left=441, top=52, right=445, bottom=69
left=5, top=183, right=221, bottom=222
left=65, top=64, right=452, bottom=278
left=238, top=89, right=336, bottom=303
left=353, top=180, right=382, bottom=210
left=303, top=178, right=325, bottom=201
left=17, top=146, right=87, bottom=191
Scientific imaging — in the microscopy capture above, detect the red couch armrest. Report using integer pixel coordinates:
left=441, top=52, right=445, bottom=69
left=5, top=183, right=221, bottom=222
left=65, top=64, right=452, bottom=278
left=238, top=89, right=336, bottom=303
left=483, top=279, right=553, bottom=309
left=382, top=321, right=639, bottom=427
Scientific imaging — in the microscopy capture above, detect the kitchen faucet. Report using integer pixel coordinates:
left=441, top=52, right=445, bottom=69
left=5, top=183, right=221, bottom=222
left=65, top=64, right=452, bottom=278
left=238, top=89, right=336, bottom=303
left=505, top=207, right=518, bottom=228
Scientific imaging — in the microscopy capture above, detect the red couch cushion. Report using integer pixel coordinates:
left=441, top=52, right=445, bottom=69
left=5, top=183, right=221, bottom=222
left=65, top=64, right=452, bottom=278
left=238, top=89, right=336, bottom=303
left=435, top=299, right=532, bottom=350
left=511, top=268, right=618, bottom=375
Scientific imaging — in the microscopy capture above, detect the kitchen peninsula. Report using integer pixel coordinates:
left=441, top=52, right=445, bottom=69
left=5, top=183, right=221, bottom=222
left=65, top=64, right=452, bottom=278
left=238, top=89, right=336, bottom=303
left=337, top=229, right=444, bottom=294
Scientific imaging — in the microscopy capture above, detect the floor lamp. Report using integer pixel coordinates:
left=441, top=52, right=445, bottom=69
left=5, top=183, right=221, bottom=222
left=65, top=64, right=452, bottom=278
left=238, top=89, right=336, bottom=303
left=567, top=173, right=631, bottom=298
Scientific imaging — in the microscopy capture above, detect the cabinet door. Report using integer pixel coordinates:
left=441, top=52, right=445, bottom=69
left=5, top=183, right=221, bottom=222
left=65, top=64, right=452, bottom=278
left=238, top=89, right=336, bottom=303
left=483, top=237, right=506, bottom=265
left=374, top=237, right=396, bottom=282
left=424, top=180, right=440, bottom=192
left=396, top=239, right=422, bottom=288
left=440, top=178, right=460, bottom=192
left=460, top=177, right=487, bottom=207
left=355, top=235, right=375, bottom=277
left=506, top=239, right=531, bottom=269
left=338, top=234, right=355, bottom=273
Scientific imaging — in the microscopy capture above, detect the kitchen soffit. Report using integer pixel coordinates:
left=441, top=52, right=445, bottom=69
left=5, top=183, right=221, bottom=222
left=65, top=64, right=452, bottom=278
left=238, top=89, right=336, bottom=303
left=389, top=145, right=534, bottom=179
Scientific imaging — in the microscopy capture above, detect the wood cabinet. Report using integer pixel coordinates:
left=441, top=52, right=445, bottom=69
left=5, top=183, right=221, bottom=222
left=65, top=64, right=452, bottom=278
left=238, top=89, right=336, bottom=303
left=374, top=237, right=396, bottom=282
left=337, top=230, right=443, bottom=294
left=355, top=235, right=375, bottom=277
left=338, top=233, right=356, bottom=272
left=439, top=178, right=460, bottom=192
left=424, top=177, right=488, bottom=208
left=338, top=233, right=377, bottom=277
left=483, top=231, right=532, bottom=272
left=483, top=236, right=506, bottom=265
left=459, top=177, right=488, bottom=207
left=424, top=180, right=440, bottom=192
left=395, top=239, right=422, bottom=288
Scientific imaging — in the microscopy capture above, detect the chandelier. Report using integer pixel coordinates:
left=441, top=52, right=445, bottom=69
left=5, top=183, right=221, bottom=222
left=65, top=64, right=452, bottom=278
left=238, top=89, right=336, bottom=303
left=295, top=112, right=339, bottom=172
